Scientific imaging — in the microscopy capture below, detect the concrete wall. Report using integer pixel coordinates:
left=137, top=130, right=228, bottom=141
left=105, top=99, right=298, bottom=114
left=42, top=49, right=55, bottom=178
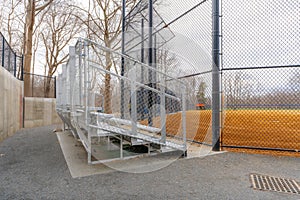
left=24, top=97, right=61, bottom=128
left=0, top=67, right=24, bottom=142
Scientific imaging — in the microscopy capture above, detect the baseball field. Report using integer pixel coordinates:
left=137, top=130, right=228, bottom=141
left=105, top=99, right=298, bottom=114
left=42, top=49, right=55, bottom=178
left=141, top=109, right=300, bottom=156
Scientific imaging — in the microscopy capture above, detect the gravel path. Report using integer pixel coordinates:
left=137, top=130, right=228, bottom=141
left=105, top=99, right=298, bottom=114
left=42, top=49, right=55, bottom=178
left=0, top=125, right=299, bottom=200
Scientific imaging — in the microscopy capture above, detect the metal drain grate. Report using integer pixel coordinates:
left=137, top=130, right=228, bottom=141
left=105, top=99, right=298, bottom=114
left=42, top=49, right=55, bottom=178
left=250, top=174, right=300, bottom=195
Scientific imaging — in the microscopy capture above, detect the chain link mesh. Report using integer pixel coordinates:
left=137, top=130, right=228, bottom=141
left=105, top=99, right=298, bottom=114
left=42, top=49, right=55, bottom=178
left=57, top=0, right=300, bottom=156
left=124, top=0, right=213, bottom=145
left=222, top=0, right=300, bottom=151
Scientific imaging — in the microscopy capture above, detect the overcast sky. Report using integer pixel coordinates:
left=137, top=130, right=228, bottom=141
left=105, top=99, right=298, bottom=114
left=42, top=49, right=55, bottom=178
left=151, top=0, right=300, bottom=91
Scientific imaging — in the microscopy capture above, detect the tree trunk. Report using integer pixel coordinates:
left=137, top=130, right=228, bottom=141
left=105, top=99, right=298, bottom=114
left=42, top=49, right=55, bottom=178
left=104, top=50, right=112, bottom=114
left=24, top=0, right=35, bottom=97
left=104, top=73, right=112, bottom=113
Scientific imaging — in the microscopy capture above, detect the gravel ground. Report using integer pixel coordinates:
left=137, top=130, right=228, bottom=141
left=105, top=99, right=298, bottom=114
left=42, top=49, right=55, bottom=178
left=0, top=125, right=300, bottom=200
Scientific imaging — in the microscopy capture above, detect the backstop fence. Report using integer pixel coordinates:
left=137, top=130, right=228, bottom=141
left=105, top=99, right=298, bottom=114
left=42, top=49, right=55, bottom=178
left=57, top=0, right=300, bottom=156
left=0, top=32, right=23, bottom=80
left=123, top=0, right=214, bottom=146
left=122, top=0, right=300, bottom=153
left=221, top=0, right=300, bottom=152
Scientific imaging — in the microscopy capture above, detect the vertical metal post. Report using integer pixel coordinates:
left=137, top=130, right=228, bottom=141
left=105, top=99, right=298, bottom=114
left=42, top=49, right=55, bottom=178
left=148, top=0, right=154, bottom=126
left=22, top=97, right=25, bottom=128
left=54, top=76, right=57, bottom=98
left=181, top=85, right=187, bottom=150
left=153, top=34, right=157, bottom=83
left=8, top=48, right=11, bottom=72
left=160, top=84, right=166, bottom=143
left=69, top=46, right=76, bottom=111
left=21, top=55, right=24, bottom=81
left=2, top=37, right=5, bottom=68
left=140, top=19, right=146, bottom=120
left=83, top=42, right=88, bottom=126
left=13, top=53, right=17, bottom=77
left=78, top=41, right=83, bottom=106
left=130, top=66, right=137, bottom=135
left=120, top=135, right=124, bottom=159
left=121, top=0, right=126, bottom=119
left=87, top=42, right=92, bottom=164
left=148, top=0, right=153, bottom=82
left=141, top=18, right=145, bottom=83
left=212, top=0, right=221, bottom=151
left=83, top=41, right=92, bottom=163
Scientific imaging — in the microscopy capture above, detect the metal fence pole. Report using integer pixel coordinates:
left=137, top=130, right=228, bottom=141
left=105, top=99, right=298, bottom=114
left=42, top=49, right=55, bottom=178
left=141, top=18, right=145, bottom=83
left=148, top=0, right=153, bottom=126
left=153, top=33, right=157, bottom=83
left=14, top=53, right=17, bottom=77
left=78, top=42, right=83, bottom=106
left=130, top=66, right=137, bottom=135
left=148, top=0, right=153, bottom=81
left=121, top=0, right=126, bottom=119
left=2, top=36, right=5, bottom=68
left=212, top=0, right=221, bottom=151
left=21, top=55, right=24, bottom=81
left=69, top=46, right=76, bottom=110
left=54, top=76, right=57, bottom=98
left=84, top=42, right=88, bottom=126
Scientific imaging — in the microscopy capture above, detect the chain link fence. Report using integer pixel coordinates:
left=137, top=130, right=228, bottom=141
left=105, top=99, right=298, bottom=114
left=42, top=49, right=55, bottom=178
left=124, top=0, right=213, bottom=146
left=0, top=32, right=23, bottom=80
left=24, top=72, right=56, bottom=98
left=55, top=0, right=299, bottom=156
left=124, top=0, right=300, bottom=153
left=222, top=0, right=300, bottom=152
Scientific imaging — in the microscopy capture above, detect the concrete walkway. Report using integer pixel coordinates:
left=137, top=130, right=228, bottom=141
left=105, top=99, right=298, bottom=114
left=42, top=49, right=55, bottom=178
left=0, top=125, right=299, bottom=200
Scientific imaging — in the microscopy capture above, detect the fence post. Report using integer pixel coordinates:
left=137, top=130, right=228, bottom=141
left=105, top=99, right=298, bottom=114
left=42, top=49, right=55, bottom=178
left=148, top=0, right=153, bottom=79
left=141, top=18, right=145, bottom=83
left=54, top=76, right=57, bottom=98
left=212, top=0, right=221, bottom=151
left=2, top=36, right=5, bottom=68
left=121, top=0, right=126, bottom=119
left=14, top=53, right=17, bottom=77
left=21, top=55, right=24, bottom=81
left=148, top=0, right=154, bottom=127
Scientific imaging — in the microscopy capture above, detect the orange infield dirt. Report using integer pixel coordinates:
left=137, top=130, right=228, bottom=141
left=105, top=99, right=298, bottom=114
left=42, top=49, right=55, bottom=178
left=141, top=110, right=300, bottom=157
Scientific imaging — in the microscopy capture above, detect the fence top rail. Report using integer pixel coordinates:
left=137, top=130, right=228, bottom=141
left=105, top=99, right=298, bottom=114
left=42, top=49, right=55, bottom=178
left=222, top=64, right=300, bottom=71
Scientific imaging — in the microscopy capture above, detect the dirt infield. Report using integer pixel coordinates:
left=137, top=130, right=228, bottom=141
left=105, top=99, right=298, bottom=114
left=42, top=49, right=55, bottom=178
left=141, top=110, right=300, bottom=155
left=222, top=110, right=300, bottom=150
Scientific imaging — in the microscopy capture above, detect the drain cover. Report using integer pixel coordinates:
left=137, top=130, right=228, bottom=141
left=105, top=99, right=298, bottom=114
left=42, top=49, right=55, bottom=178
left=250, top=174, right=300, bottom=195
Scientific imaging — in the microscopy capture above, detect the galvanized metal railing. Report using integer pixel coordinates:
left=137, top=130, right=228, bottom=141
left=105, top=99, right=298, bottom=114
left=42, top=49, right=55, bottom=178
left=56, top=38, right=187, bottom=164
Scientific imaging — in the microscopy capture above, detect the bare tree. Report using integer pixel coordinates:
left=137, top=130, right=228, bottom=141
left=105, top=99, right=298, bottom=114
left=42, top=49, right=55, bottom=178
left=0, top=0, right=26, bottom=80
left=196, top=81, right=207, bottom=105
left=0, top=0, right=24, bottom=53
left=224, top=72, right=243, bottom=107
left=23, top=0, right=53, bottom=96
left=74, top=0, right=138, bottom=113
left=40, top=1, right=81, bottom=98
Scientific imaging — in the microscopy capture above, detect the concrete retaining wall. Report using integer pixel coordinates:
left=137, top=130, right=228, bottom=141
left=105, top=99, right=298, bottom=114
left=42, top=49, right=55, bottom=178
left=0, top=67, right=24, bottom=142
left=24, top=97, right=61, bottom=128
